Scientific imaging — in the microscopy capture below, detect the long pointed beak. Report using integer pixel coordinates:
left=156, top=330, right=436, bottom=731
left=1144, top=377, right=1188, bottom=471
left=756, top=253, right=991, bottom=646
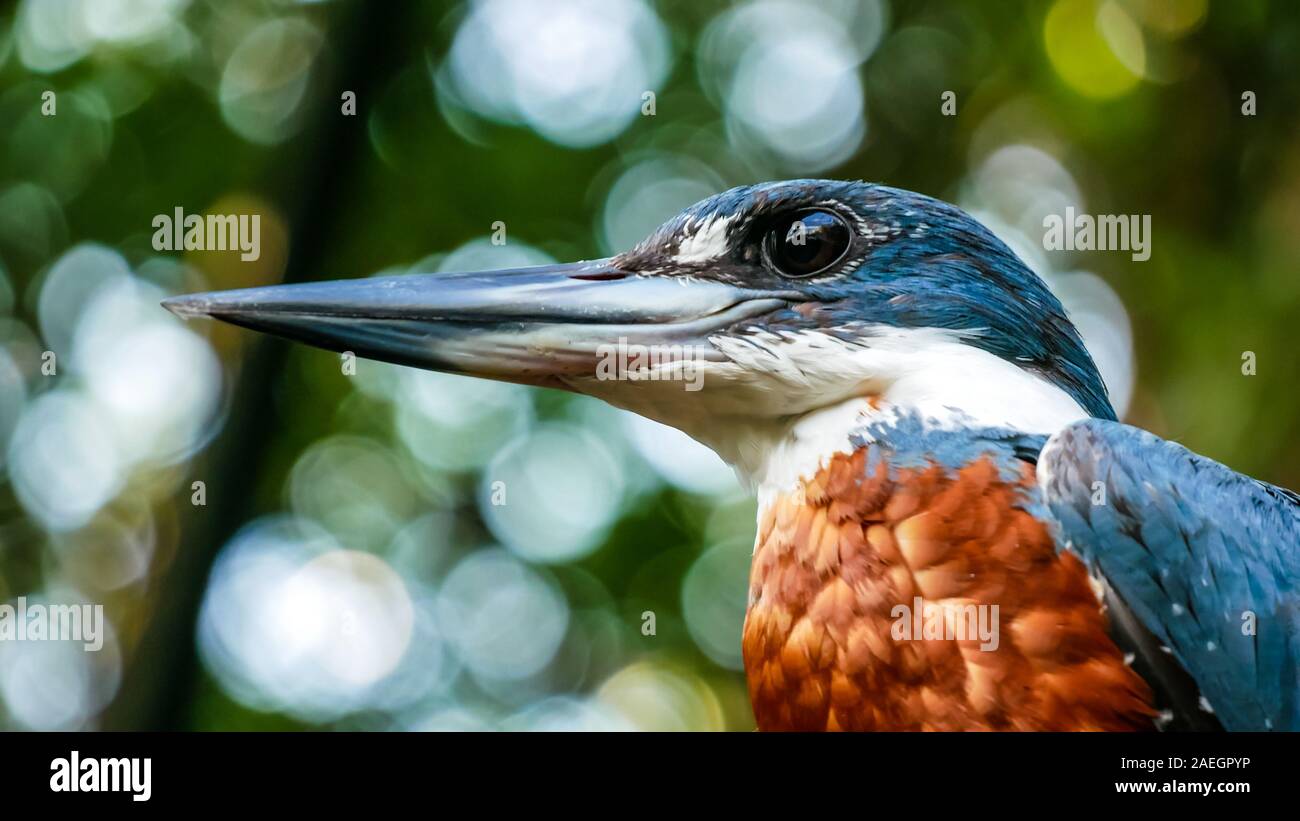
left=162, top=259, right=796, bottom=388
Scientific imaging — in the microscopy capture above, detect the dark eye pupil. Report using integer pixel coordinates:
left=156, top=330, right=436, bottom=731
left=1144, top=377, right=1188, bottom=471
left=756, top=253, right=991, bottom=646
left=766, top=210, right=850, bottom=277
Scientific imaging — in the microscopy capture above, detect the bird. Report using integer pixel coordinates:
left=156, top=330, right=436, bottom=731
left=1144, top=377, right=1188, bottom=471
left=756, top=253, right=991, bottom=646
left=163, top=179, right=1300, bottom=731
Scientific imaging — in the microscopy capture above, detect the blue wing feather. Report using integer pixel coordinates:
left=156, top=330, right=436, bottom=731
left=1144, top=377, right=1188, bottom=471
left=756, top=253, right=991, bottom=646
left=1038, top=419, right=1300, bottom=731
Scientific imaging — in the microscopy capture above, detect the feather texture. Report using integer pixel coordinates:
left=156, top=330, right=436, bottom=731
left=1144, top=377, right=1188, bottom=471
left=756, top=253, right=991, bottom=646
left=744, top=434, right=1155, bottom=731
left=1038, top=419, right=1300, bottom=730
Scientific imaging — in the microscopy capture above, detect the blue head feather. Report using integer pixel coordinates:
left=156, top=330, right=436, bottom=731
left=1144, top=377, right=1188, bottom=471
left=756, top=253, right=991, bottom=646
left=619, top=179, right=1116, bottom=420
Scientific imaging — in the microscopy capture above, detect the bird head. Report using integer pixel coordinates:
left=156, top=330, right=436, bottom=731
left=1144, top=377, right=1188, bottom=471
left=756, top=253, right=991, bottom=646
left=164, top=180, right=1111, bottom=488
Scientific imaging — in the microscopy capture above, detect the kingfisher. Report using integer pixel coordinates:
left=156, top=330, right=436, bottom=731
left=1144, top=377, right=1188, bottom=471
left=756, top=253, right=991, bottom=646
left=164, top=180, right=1299, bottom=731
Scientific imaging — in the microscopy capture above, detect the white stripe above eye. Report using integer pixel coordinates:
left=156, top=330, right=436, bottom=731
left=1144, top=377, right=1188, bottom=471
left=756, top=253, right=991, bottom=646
left=673, top=214, right=736, bottom=264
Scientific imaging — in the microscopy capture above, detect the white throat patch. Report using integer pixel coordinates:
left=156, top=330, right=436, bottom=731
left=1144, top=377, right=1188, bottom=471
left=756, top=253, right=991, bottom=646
left=584, top=326, right=1092, bottom=504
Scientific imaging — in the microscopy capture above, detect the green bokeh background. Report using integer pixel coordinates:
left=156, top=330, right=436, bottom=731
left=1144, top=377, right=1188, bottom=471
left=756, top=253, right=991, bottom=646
left=0, top=0, right=1295, bottom=731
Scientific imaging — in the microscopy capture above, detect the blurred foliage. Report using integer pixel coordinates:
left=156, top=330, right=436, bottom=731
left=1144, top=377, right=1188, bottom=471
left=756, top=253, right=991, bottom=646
left=0, top=0, right=1296, bottom=731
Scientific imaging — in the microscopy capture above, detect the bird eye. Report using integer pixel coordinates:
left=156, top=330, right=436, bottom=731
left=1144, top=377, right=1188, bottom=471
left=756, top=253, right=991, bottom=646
left=764, top=209, right=852, bottom=278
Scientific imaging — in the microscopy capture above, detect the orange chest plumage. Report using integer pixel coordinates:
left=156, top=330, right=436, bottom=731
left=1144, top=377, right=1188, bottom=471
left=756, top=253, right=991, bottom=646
left=742, top=446, right=1156, bottom=731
